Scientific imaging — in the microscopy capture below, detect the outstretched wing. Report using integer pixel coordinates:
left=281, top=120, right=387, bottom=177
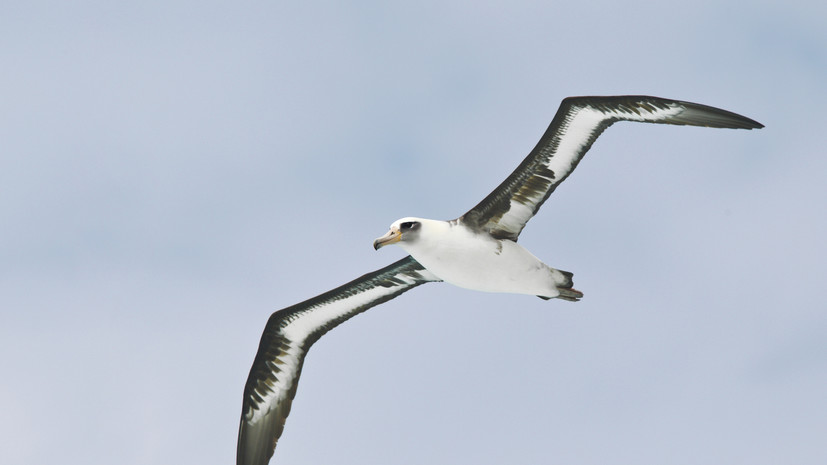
left=237, top=256, right=439, bottom=465
left=461, top=95, right=763, bottom=241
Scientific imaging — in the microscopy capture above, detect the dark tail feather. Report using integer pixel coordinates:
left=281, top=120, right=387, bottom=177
left=556, top=287, right=584, bottom=302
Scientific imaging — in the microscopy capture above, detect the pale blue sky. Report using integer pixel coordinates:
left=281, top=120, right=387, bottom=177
left=1, top=1, right=825, bottom=464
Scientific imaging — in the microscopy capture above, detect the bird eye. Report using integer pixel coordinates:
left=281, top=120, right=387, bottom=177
left=400, top=221, right=414, bottom=230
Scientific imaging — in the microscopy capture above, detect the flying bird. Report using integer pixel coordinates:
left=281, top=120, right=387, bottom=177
left=237, top=95, right=762, bottom=465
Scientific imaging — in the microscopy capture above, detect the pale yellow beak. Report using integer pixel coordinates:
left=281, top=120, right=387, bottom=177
left=373, top=228, right=401, bottom=250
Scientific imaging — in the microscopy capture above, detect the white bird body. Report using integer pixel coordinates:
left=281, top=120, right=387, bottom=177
left=388, top=217, right=568, bottom=299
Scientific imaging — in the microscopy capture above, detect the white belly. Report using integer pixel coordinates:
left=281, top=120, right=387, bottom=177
left=400, top=225, right=560, bottom=298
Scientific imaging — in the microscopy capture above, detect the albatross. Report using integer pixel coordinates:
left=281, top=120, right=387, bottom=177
left=237, top=95, right=762, bottom=465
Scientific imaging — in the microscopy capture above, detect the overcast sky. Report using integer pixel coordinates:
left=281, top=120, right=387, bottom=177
left=2, top=1, right=826, bottom=464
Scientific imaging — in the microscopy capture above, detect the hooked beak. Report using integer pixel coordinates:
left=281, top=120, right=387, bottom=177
left=373, top=228, right=401, bottom=250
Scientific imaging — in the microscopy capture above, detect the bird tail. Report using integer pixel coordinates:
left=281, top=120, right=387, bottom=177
left=538, top=268, right=583, bottom=302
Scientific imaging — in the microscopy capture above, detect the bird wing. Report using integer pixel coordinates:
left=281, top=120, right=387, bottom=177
left=460, top=95, right=763, bottom=241
left=237, top=255, right=439, bottom=465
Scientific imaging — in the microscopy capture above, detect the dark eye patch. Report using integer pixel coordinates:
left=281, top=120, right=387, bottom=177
left=400, top=221, right=416, bottom=230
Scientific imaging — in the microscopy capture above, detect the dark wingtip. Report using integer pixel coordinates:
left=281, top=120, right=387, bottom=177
left=670, top=99, right=764, bottom=130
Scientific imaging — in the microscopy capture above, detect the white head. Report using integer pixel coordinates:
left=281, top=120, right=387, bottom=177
left=373, top=217, right=443, bottom=251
